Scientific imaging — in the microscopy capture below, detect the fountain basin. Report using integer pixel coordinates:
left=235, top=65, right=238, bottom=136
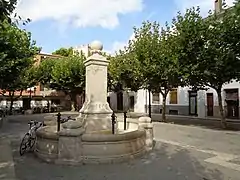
left=36, top=126, right=59, bottom=162
left=35, top=126, right=146, bottom=164
left=81, top=130, right=146, bottom=164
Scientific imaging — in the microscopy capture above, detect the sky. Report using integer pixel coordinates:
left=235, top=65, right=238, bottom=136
left=14, top=0, right=235, bottom=54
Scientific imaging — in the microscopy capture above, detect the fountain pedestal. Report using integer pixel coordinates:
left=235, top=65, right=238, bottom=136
left=78, top=41, right=113, bottom=133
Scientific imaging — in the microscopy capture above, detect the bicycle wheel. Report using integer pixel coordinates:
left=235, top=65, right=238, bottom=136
left=19, top=133, right=32, bottom=156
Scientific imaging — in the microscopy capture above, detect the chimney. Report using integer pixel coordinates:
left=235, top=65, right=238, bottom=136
left=214, top=0, right=223, bottom=14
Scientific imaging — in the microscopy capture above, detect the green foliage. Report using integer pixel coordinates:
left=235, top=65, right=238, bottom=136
left=35, top=54, right=86, bottom=111
left=0, top=20, right=39, bottom=90
left=36, top=54, right=85, bottom=93
left=173, top=7, right=207, bottom=89
left=173, top=3, right=240, bottom=127
left=0, top=0, right=17, bottom=23
left=109, top=21, right=183, bottom=119
left=127, top=21, right=182, bottom=93
left=52, top=47, right=74, bottom=57
left=50, top=55, right=85, bottom=94
left=108, top=50, right=142, bottom=92
left=35, top=58, right=57, bottom=86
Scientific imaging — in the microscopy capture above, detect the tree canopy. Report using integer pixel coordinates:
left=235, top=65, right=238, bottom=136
left=171, top=2, right=240, bottom=127
left=35, top=54, right=86, bottom=111
left=0, top=0, right=17, bottom=23
left=52, top=47, right=74, bottom=57
left=0, top=20, right=39, bottom=90
left=114, top=21, right=183, bottom=121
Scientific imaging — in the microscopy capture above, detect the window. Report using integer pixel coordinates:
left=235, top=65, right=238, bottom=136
left=152, top=93, right=160, bottom=104
left=169, top=89, right=178, bottom=104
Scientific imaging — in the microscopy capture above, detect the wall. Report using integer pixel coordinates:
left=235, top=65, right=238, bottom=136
left=132, top=80, right=240, bottom=118
left=108, top=91, right=136, bottom=112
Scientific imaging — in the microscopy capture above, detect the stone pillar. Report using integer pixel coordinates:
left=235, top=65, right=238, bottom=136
left=138, top=116, right=153, bottom=151
left=78, top=41, right=113, bottom=133
left=57, top=121, right=85, bottom=165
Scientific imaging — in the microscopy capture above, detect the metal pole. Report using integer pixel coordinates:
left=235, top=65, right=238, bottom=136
left=148, top=89, right=151, bottom=118
left=111, top=112, right=116, bottom=134
left=123, top=111, right=127, bottom=130
left=57, top=112, right=61, bottom=132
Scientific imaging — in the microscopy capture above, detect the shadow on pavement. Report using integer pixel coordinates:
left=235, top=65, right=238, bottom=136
left=10, top=140, right=224, bottom=180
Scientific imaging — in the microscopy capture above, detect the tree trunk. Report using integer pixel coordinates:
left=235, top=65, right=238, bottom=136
left=9, top=91, right=14, bottom=115
left=148, top=89, right=151, bottom=118
left=162, top=95, right=167, bottom=122
left=217, top=89, right=227, bottom=129
left=70, top=92, right=78, bottom=111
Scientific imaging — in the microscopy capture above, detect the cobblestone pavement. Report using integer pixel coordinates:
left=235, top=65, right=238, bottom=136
left=1, top=115, right=240, bottom=180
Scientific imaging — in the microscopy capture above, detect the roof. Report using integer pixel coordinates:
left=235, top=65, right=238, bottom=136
left=37, top=52, right=63, bottom=58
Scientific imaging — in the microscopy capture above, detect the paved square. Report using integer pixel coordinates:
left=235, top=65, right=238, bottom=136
left=1, top=115, right=240, bottom=180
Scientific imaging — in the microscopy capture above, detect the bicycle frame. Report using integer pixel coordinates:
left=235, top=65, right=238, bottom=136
left=28, top=122, right=43, bottom=137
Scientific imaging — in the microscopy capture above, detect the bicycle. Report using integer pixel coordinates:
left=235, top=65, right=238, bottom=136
left=60, top=116, right=76, bottom=123
left=19, top=120, right=44, bottom=156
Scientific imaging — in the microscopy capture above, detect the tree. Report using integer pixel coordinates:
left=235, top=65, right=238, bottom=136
left=108, top=49, right=145, bottom=112
left=0, top=19, right=39, bottom=113
left=36, top=54, right=86, bottom=111
left=108, top=50, right=142, bottom=93
left=0, top=66, right=37, bottom=113
left=124, top=21, right=182, bottom=121
left=35, top=57, right=57, bottom=86
left=0, top=0, right=17, bottom=23
left=0, top=20, right=39, bottom=84
left=52, top=47, right=74, bottom=57
left=174, top=4, right=240, bottom=128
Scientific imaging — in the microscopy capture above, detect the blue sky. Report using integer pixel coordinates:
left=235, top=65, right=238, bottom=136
left=15, top=0, right=234, bottom=54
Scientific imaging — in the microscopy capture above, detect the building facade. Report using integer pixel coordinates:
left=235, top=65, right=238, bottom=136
left=107, top=80, right=240, bottom=119
left=0, top=53, right=72, bottom=111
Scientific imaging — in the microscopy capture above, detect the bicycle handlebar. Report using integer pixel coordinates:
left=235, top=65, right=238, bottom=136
left=28, top=120, right=43, bottom=128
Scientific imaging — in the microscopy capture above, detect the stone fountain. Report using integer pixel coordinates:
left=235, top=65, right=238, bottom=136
left=35, top=41, right=153, bottom=165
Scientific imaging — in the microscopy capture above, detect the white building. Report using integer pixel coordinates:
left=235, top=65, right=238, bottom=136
left=107, top=80, right=240, bottom=119
left=73, top=45, right=90, bottom=57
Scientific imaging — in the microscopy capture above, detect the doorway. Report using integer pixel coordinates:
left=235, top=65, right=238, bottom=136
left=129, top=96, right=134, bottom=112
left=22, top=98, right=31, bottom=110
left=207, top=93, right=214, bottom=116
left=117, top=92, right=123, bottom=111
left=225, top=89, right=239, bottom=119
left=189, top=91, right=197, bottom=116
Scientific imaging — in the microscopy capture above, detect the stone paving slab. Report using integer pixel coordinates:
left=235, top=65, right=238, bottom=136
left=153, top=122, right=240, bottom=155
left=0, top=140, right=17, bottom=180
left=1, top=114, right=240, bottom=180
left=9, top=140, right=240, bottom=180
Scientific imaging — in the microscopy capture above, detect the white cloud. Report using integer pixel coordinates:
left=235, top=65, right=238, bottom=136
left=15, top=0, right=143, bottom=29
left=106, top=33, right=135, bottom=55
left=174, top=0, right=235, bottom=17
